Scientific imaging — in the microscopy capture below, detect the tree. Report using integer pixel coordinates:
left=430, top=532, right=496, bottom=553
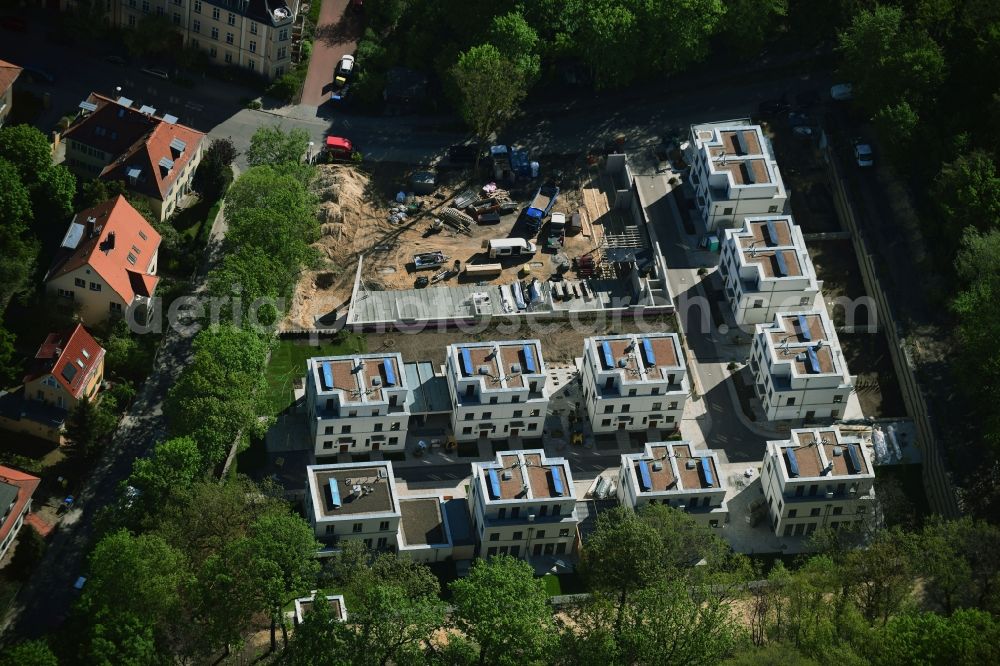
left=164, top=325, right=271, bottom=467
left=127, top=436, right=205, bottom=518
left=838, top=5, right=946, bottom=113
left=840, top=529, right=916, bottom=625
left=719, top=0, right=788, bottom=57
left=7, top=523, right=46, bottom=580
left=86, top=608, right=164, bottom=666
left=488, top=11, right=541, bottom=84
left=245, top=125, right=311, bottom=167
left=450, top=44, right=527, bottom=164
left=31, top=163, right=76, bottom=228
left=872, top=101, right=920, bottom=170
left=0, top=324, right=17, bottom=386
left=0, top=639, right=59, bottom=666
left=123, top=14, right=182, bottom=58
left=450, top=555, right=556, bottom=666
left=870, top=609, right=1000, bottom=666
left=916, top=517, right=1000, bottom=615
left=933, top=151, right=1000, bottom=238
left=193, top=138, right=237, bottom=201
left=282, top=590, right=354, bottom=666
left=0, top=158, right=39, bottom=307
left=0, top=124, right=53, bottom=183
left=65, top=395, right=118, bottom=460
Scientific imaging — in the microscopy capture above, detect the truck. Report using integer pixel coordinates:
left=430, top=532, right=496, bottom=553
left=522, top=184, right=559, bottom=233
left=546, top=212, right=566, bottom=249
left=485, top=238, right=537, bottom=259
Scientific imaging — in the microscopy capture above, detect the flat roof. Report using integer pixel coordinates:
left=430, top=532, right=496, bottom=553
left=313, top=353, right=404, bottom=403
left=399, top=498, right=447, bottom=546
left=453, top=341, right=543, bottom=391
left=779, top=429, right=870, bottom=478
left=762, top=311, right=842, bottom=376
left=404, top=361, right=451, bottom=413
left=588, top=333, right=684, bottom=384
left=673, top=444, right=720, bottom=490
left=629, top=442, right=722, bottom=493
left=310, top=465, right=396, bottom=518
left=296, top=596, right=345, bottom=621
left=477, top=450, right=575, bottom=502
left=731, top=217, right=814, bottom=282
left=640, top=445, right=677, bottom=491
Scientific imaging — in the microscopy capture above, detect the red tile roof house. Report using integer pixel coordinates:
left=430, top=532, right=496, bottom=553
left=0, top=324, right=106, bottom=444
left=0, top=58, right=22, bottom=128
left=45, top=196, right=161, bottom=325
left=62, top=92, right=205, bottom=221
left=0, top=466, right=41, bottom=561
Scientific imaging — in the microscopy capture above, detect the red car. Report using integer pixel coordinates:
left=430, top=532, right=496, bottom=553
left=324, top=136, right=354, bottom=160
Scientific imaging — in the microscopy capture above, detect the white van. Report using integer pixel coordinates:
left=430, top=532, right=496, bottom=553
left=484, top=238, right=537, bottom=259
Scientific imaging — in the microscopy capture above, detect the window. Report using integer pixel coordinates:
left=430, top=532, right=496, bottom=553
left=539, top=506, right=548, bottom=517
left=322, top=441, right=333, bottom=449
left=211, top=27, right=219, bottom=39
left=74, top=278, right=86, bottom=287
left=227, top=12, right=235, bottom=25
left=512, top=531, right=522, bottom=540
left=379, top=521, right=389, bottom=530
left=753, top=299, right=764, bottom=308
left=250, top=22, right=258, bottom=34
left=552, top=504, right=561, bottom=516
left=224, top=52, right=233, bottom=64
left=651, top=402, right=662, bottom=411
left=129, top=0, right=136, bottom=6
left=832, top=507, right=843, bottom=516
left=604, top=405, right=613, bottom=414
left=226, top=32, right=234, bottom=45
left=800, top=296, right=811, bottom=305
left=833, top=395, right=844, bottom=403
left=487, top=547, right=497, bottom=556
left=601, top=419, right=611, bottom=427
left=783, top=525, right=793, bottom=536
left=510, top=507, right=520, bottom=519
left=212, top=7, right=219, bottom=19
left=464, top=413, right=473, bottom=421
left=352, top=523, right=362, bottom=533
left=527, top=423, right=538, bottom=431
left=156, top=6, right=163, bottom=15
left=787, top=509, right=797, bottom=518
left=489, top=533, right=499, bottom=541
left=110, top=302, right=122, bottom=312
left=512, top=395, right=520, bottom=403
left=377, top=537, right=388, bottom=548
left=810, top=508, right=821, bottom=517
left=482, top=411, right=492, bottom=419
left=278, top=28, right=289, bottom=40
left=768, top=205, right=779, bottom=213
left=489, top=396, right=498, bottom=405
left=139, top=230, right=148, bottom=241
left=628, top=388, right=637, bottom=397
left=512, top=410, right=523, bottom=418
left=325, top=525, right=335, bottom=535
left=193, top=19, right=200, bottom=32
left=373, top=423, right=383, bottom=432
left=128, top=14, right=136, bottom=25
left=89, top=282, right=101, bottom=291
left=462, top=427, right=472, bottom=434
left=787, top=397, right=796, bottom=406
left=363, top=538, right=372, bottom=548
left=669, top=401, right=678, bottom=410
left=324, top=426, right=334, bottom=435
left=141, top=0, right=149, bottom=11
left=249, top=40, right=256, bottom=53
left=535, top=530, right=545, bottom=539
left=621, top=404, right=630, bottom=413
left=209, top=46, right=217, bottom=58
left=194, top=0, right=201, bottom=12
left=342, top=425, right=351, bottom=434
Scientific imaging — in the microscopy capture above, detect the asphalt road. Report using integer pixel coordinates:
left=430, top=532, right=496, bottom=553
left=301, top=0, right=361, bottom=107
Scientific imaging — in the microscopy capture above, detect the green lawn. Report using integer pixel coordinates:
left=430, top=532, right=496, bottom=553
left=265, top=334, right=366, bottom=415
left=540, top=573, right=562, bottom=597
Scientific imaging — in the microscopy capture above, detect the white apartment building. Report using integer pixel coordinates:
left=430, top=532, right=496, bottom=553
left=688, top=121, right=787, bottom=231
left=750, top=311, right=854, bottom=422
left=580, top=333, right=688, bottom=434
left=306, top=353, right=410, bottom=456
left=718, top=215, right=820, bottom=325
left=305, top=462, right=401, bottom=553
left=762, top=428, right=876, bottom=537
left=445, top=340, right=548, bottom=443
left=468, top=450, right=579, bottom=558
left=618, top=442, right=728, bottom=527
left=113, top=0, right=299, bottom=80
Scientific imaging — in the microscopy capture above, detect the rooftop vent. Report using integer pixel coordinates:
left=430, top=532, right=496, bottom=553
left=617, top=357, right=628, bottom=368
left=501, top=470, right=512, bottom=481
left=510, top=363, right=522, bottom=374
left=685, top=460, right=697, bottom=470
left=832, top=446, right=843, bottom=456
left=652, top=461, right=663, bottom=471
left=478, top=365, right=490, bottom=376
left=371, top=376, right=382, bottom=387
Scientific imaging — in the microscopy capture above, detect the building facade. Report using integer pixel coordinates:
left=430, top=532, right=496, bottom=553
left=0, top=467, right=41, bottom=561
left=750, top=310, right=854, bottom=422
left=688, top=121, right=787, bottom=231
left=618, top=442, right=728, bottom=527
left=305, top=461, right=402, bottom=552
left=45, top=196, right=161, bottom=324
left=63, top=93, right=205, bottom=221
left=114, top=0, right=299, bottom=80
left=468, top=450, right=579, bottom=558
left=445, top=340, right=548, bottom=443
left=306, top=353, right=410, bottom=456
left=762, top=428, right=876, bottom=537
left=23, top=324, right=106, bottom=412
left=718, top=215, right=820, bottom=325
left=580, top=333, right=688, bottom=434
left=0, top=59, right=22, bottom=127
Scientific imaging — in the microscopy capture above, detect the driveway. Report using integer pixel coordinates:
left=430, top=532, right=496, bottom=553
left=301, top=0, right=362, bottom=107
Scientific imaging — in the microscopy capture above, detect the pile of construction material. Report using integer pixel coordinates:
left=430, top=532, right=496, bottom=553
left=440, top=207, right=473, bottom=233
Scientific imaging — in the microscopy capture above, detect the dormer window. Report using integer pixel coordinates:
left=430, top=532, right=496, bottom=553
left=158, top=157, right=174, bottom=176
left=138, top=230, right=148, bottom=241
left=169, top=137, right=186, bottom=158
left=127, top=253, right=137, bottom=265
left=132, top=244, right=141, bottom=255
left=127, top=166, right=142, bottom=185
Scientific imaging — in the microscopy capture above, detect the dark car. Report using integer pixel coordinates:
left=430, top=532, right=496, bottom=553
left=794, top=89, right=821, bottom=109
left=757, top=97, right=791, bottom=117
left=447, top=144, right=482, bottom=164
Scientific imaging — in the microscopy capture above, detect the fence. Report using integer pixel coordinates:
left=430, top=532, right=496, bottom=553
left=823, top=144, right=959, bottom=517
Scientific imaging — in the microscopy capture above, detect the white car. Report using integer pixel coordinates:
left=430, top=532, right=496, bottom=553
left=335, top=55, right=355, bottom=87
left=831, top=83, right=854, bottom=101
left=853, top=140, right=874, bottom=167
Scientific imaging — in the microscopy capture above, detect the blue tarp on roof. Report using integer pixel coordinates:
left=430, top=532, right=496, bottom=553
left=806, top=347, right=821, bottom=373
left=523, top=345, right=536, bottom=373
left=785, top=449, right=800, bottom=477
left=460, top=348, right=473, bottom=376
left=487, top=469, right=501, bottom=499
left=642, top=339, right=656, bottom=366
left=797, top=314, right=812, bottom=341
left=328, top=478, right=342, bottom=508
left=774, top=251, right=789, bottom=277
left=321, top=362, right=334, bottom=390
left=384, top=361, right=396, bottom=386
left=551, top=467, right=565, bottom=496
left=638, top=461, right=653, bottom=491
left=700, top=457, right=714, bottom=486
left=600, top=341, right=614, bottom=369
left=846, top=444, right=862, bottom=474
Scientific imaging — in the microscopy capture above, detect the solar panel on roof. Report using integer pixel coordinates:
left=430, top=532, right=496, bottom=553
left=551, top=467, right=565, bottom=496
left=79, top=101, right=97, bottom=112
left=487, top=469, right=501, bottom=499
left=163, top=114, right=179, bottom=124
left=328, top=478, right=342, bottom=508
left=600, top=341, right=614, bottom=369
left=765, top=220, right=779, bottom=246
left=61, top=364, right=77, bottom=383
left=638, top=461, right=653, bottom=491
left=735, top=131, right=747, bottom=155
left=321, top=362, right=334, bottom=390
left=845, top=444, right=862, bottom=474
left=126, top=167, right=141, bottom=179
left=158, top=157, right=174, bottom=170
left=785, top=449, right=800, bottom=477
left=138, top=104, right=156, bottom=115
left=700, top=457, right=714, bottom=486
left=642, top=339, right=656, bottom=366
left=170, top=137, right=186, bottom=152
left=117, top=96, right=133, bottom=107
left=383, top=361, right=396, bottom=386
left=774, top=251, right=789, bottom=277
left=460, top=348, right=473, bottom=376
left=523, top=344, right=536, bottom=373
left=797, top=314, right=812, bottom=341
left=744, top=162, right=757, bottom=184
left=806, top=346, right=821, bottom=373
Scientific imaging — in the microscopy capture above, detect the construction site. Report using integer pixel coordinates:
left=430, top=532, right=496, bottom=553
left=283, top=154, right=673, bottom=331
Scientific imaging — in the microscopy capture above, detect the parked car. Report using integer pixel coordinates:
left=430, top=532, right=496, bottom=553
left=324, top=135, right=355, bottom=160
left=795, top=88, right=822, bottom=108
left=853, top=139, right=874, bottom=167
left=335, top=55, right=354, bottom=87
left=830, top=83, right=854, bottom=101
left=140, top=67, right=169, bottom=80
left=757, top=96, right=791, bottom=117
